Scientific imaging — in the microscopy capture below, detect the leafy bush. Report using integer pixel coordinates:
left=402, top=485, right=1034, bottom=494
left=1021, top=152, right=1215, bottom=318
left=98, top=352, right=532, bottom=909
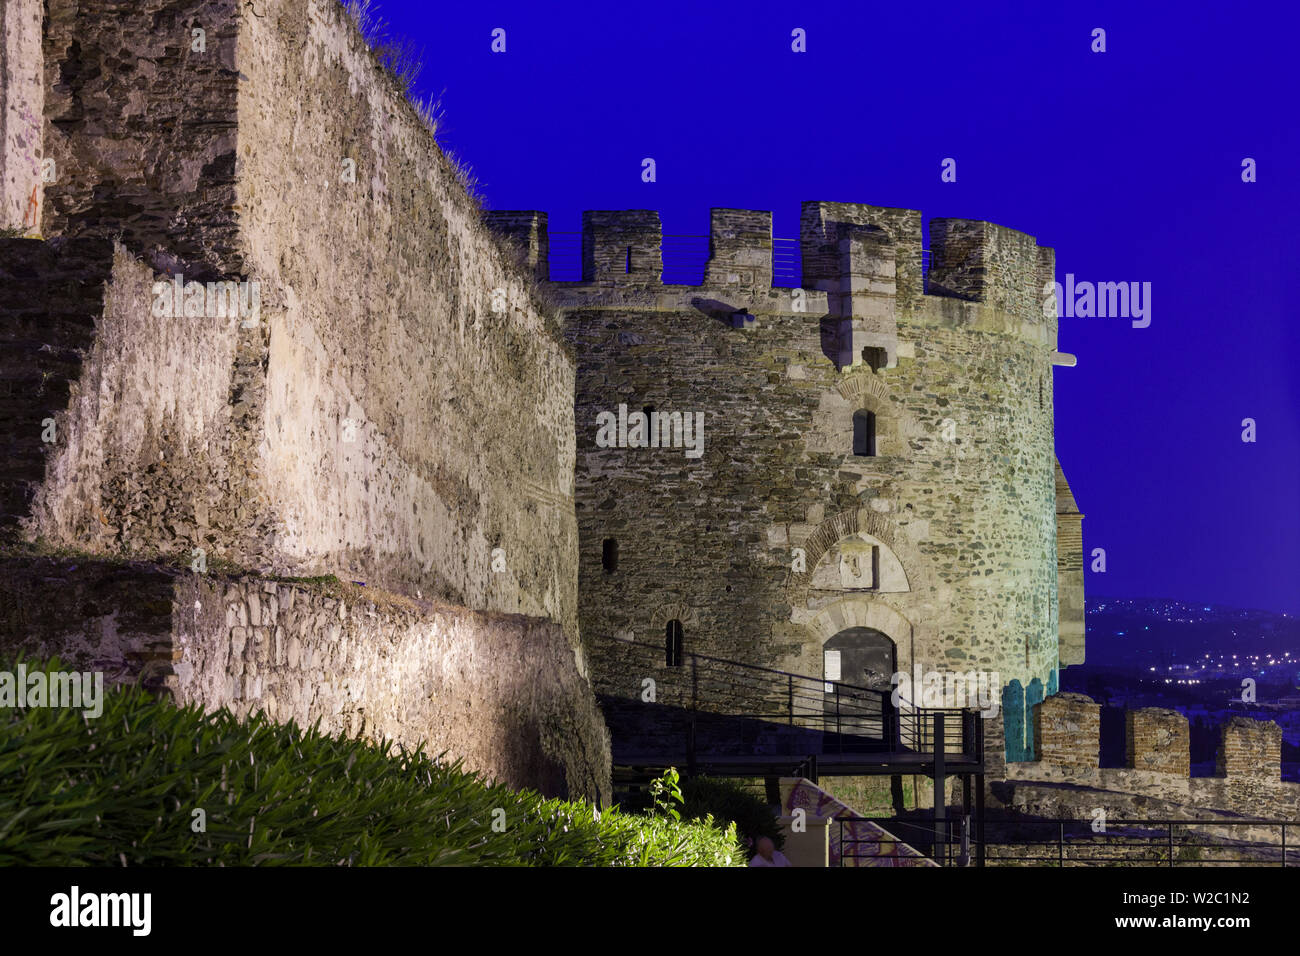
left=0, top=660, right=742, bottom=866
left=620, top=775, right=783, bottom=851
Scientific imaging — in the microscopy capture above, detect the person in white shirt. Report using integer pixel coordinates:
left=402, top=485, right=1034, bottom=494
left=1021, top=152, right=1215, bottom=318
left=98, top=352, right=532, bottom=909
left=748, top=836, right=792, bottom=867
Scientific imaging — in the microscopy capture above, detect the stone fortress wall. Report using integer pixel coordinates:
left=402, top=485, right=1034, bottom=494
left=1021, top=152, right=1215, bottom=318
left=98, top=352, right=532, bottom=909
left=24, top=0, right=578, bottom=634
left=5, top=0, right=1282, bottom=828
left=0, top=0, right=610, bottom=802
left=1007, top=692, right=1298, bottom=822
left=488, top=204, right=1084, bottom=758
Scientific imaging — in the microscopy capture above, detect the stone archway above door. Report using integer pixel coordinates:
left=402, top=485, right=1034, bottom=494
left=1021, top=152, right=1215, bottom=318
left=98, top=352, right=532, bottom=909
left=786, top=506, right=922, bottom=605
left=800, top=595, right=912, bottom=648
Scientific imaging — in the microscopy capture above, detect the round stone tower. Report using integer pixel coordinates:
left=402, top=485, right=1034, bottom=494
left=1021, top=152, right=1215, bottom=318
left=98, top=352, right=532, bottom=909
left=489, top=201, right=1079, bottom=764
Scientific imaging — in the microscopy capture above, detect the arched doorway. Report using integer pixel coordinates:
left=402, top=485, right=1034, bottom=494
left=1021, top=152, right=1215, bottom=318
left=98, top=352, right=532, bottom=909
left=823, top=626, right=896, bottom=740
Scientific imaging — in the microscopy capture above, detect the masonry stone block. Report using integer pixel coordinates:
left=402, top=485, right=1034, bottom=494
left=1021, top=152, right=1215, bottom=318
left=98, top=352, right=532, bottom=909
left=1033, top=692, right=1099, bottom=770
left=1126, top=707, right=1190, bottom=776
left=1217, top=716, right=1282, bottom=781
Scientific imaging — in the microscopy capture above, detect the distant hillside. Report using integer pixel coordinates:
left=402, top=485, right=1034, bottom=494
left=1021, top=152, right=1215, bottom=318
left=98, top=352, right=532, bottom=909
left=1067, top=598, right=1300, bottom=781
left=1082, top=597, right=1300, bottom=678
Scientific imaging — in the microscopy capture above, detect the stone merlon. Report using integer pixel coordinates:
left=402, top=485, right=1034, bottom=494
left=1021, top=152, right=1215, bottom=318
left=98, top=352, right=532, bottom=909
left=486, top=203, right=1057, bottom=333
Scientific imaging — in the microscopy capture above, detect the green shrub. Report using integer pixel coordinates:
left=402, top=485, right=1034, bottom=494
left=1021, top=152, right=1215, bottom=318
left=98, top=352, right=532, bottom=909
left=620, top=775, right=783, bottom=851
left=0, top=659, right=741, bottom=866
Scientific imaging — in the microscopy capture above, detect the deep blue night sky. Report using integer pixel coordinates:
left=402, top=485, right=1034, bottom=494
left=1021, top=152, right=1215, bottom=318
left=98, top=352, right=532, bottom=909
left=368, top=0, right=1299, bottom=615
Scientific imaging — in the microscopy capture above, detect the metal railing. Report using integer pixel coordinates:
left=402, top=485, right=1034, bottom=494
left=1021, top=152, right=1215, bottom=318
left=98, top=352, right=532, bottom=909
left=546, top=233, right=806, bottom=287
left=546, top=232, right=583, bottom=282
left=660, top=234, right=709, bottom=285
left=545, top=234, right=935, bottom=290
left=546, top=232, right=712, bottom=284
left=837, top=814, right=977, bottom=867
left=771, top=237, right=800, bottom=287
left=839, top=815, right=1300, bottom=867
left=597, top=635, right=980, bottom=762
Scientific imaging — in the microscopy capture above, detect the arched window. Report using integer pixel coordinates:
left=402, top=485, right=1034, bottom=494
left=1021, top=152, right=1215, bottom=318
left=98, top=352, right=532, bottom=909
left=602, top=538, right=618, bottom=573
left=665, top=619, right=684, bottom=667
left=852, top=410, right=876, bottom=457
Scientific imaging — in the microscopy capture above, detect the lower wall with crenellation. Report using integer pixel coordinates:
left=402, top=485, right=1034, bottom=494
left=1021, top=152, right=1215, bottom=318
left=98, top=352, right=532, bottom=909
left=1006, top=692, right=1298, bottom=820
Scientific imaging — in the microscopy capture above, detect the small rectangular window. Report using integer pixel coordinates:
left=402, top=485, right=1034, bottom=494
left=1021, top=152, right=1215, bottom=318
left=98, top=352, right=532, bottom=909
left=853, top=410, right=876, bottom=457
left=666, top=620, right=684, bottom=667
left=602, top=538, right=618, bottom=573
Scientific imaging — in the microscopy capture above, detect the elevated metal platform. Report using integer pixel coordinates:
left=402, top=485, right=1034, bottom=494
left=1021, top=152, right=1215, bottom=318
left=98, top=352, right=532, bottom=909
left=595, top=637, right=989, bottom=864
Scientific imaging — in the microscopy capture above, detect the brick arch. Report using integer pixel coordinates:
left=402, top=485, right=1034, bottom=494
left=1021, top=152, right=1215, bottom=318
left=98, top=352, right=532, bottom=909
left=834, top=369, right=893, bottom=409
left=787, top=507, right=923, bottom=604
left=650, top=602, right=699, bottom=629
left=830, top=370, right=918, bottom=457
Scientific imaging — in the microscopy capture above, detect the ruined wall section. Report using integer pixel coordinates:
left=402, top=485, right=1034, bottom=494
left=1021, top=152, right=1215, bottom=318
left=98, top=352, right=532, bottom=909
left=0, top=238, right=112, bottom=526
left=10, top=240, right=274, bottom=562
left=233, top=0, right=577, bottom=634
left=0, top=555, right=611, bottom=803
left=1011, top=694, right=1298, bottom=821
left=41, top=0, right=243, bottom=272
left=0, top=0, right=608, bottom=796
left=12, top=0, right=579, bottom=643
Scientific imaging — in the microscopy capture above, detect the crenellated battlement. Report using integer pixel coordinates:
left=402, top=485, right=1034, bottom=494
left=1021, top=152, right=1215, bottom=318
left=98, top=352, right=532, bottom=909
left=798, top=202, right=924, bottom=314
left=929, top=218, right=1057, bottom=325
left=485, top=203, right=1055, bottom=326
left=703, top=208, right=773, bottom=289
left=581, top=209, right=663, bottom=285
left=1011, top=693, right=1300, bottom=821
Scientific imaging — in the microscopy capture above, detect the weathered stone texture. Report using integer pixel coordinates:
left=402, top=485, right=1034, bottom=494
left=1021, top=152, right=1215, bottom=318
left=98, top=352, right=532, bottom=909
left=42, top=0, right=242, bottom=272
left=9, top=240, right=276, bottom=565
left=235, top=0, right=579, bottom=634
left=0, top=0, right=43, bottom=232
left=1055, top=460, right=1085, bottom=666
left=12, top=0, right=581, bottom=648
left=530, top=204, right=1063, bottom=715
left=1, top=0, right=610, bottom=798
left=928, top=218, right=1055, bottom=323
left=1033, top=693, right=1099, bottom=770
left=0, top=555, right=611, bottom=803
left=1218, top=715, right=1282, bottom=780
left=1126, top=707, right=1189, bottom=776
left=0, top=237, right=113, bottom=525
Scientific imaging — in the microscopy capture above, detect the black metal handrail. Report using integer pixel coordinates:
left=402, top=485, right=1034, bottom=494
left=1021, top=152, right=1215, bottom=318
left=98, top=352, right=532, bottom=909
left=546, top=232, right=805, bottom=286
left=837, top=816, right=1299, bottom=867
left=546, top=233, right=928, bottom=289
left=598, top=634, right=981, bottom=760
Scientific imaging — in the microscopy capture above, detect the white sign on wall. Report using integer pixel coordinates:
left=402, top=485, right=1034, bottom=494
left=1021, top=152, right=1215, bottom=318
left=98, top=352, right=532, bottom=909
left=824, top=649, right=841, bottom=682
